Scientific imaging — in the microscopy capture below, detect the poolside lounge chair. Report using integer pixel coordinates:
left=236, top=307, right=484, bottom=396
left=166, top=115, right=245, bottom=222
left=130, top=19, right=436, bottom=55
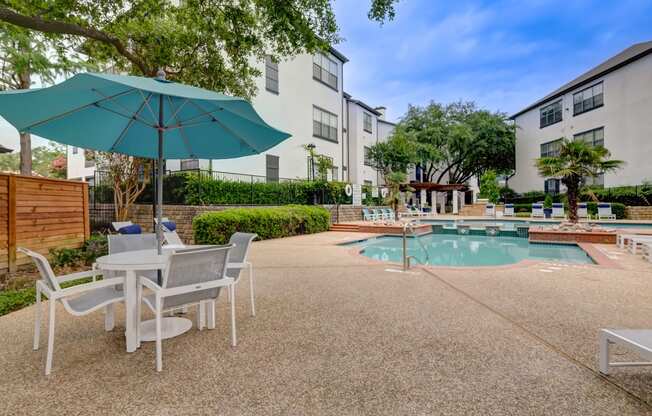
left=383, top=208, right=396, bottom=221
left=578, top=203, right=589, bottom=220
left=19, top=248, right=124, bottom=375
left=139, top=245, right=235, bottom=372
left=362, top=208, right=379, bottom=222
left=599, top=329, right=652, bottom=375
left=503, top=204, right=514, bottom=217
left=552, top=203, right=566, bottom=219
left=626, top=235, right=652, bottom=255
left=531, top=203, right=544, bottom=218
left=598, top=203, right=616, bottom=220
left=111, top=221, right=140, bottom=234
left=485, top=203, right=495, bottom=217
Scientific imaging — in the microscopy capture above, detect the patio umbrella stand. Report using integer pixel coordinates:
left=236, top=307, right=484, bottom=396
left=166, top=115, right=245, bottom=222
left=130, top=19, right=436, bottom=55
left=0, top=71, right=290, bottom=345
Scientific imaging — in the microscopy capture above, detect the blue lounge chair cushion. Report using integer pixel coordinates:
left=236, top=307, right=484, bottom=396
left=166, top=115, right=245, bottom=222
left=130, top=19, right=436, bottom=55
left=578, top=203, right=587, bottom=207
left=552, top=203, right=563, bottom=208
left=161, top=221, right=176, bottom=231
left=505, top=204, right=514, bottom=208
left=532, top=204, right=543, bottom=209
left=598, top=203, right=611, bottom=208
left=118, top=224, right=142, bottom=234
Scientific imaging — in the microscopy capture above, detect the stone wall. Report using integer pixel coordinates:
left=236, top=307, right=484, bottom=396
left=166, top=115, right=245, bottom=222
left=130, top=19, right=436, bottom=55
left=625, top=206, right=652, bottom=220
left=123, top=204, right=373, bottom=243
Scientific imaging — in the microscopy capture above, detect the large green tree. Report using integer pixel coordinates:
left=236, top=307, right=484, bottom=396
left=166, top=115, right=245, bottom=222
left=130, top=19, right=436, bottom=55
left=396, top=101, right=515, bottom=185
left=536, top=139, right=623, bottom=223
left=0, top=0, right=398, bottom=98
left=0, top=21, right=87, bottom=175
left=0, top=141, right=66, bottom=177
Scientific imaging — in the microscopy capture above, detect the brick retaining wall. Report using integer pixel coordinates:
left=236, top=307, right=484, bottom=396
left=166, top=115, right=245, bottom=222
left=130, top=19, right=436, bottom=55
left=625, top=206, right=652, bottom=220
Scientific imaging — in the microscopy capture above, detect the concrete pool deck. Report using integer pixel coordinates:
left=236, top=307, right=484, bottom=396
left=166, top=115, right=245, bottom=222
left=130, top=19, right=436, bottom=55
left=2, top=231, right=652, bottom=415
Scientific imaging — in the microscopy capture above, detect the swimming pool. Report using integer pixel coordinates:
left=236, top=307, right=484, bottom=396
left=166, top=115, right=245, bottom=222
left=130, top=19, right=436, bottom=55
left=350, top=234, right=594, bottom=267
left=424, top=219, right=652, bottom=230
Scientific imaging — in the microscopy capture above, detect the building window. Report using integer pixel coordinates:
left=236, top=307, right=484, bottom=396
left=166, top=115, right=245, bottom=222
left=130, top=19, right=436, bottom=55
left=180, top=159, right=200, bottom=170
left=573, top=82, right=603, bottom=116
left=544, top=178, right=560, bottom=195
left=72, top=146, right=78, bottom=155
left=313, top=106, right=338, bottom=142
left=574, top=127, right=604, bottom=147
left=540, top=100, right=562, bottom=128
left=266, top=154, right=279, bottom=182
left=540, top=139, right=563, bottom=158
left=265, top=56, right=279, bottom=94
left=331, top=166, right=339, bottom=181
left=363, top=112, right=372, bottom=133
left=363, top=146, right=372, bottom=166
left=312, top=53, right=338, bottom=91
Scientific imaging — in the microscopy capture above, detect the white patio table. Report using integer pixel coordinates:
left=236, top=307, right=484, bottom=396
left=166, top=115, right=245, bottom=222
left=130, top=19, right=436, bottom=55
left=96, top=246, right=209, bottom=352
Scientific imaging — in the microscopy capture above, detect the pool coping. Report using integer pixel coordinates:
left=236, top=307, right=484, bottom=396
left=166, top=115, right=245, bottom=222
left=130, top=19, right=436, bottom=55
left=338, top=233, right=619, bottom=270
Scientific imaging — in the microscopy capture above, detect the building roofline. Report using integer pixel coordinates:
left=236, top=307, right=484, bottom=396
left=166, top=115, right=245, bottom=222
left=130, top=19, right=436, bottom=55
left=510, top=40, right=652, bottom=119
left=378, top=119, right=396, bottom=126
left=346, top=97, right=382, bottom=116
left=328, top=46, right=349, bottom=63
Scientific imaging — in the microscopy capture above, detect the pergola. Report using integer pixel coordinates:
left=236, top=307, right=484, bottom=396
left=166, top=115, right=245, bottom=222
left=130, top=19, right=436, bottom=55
left=402, top=182, right=470, bottom=214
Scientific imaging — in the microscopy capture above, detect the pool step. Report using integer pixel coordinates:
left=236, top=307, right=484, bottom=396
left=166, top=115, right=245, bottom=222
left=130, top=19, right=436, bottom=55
left=330, top=223, right=360, bottom=232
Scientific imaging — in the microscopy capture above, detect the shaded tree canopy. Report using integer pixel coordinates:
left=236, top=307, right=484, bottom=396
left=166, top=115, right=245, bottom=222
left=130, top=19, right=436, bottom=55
left=0, top=0, right=399, bottom=99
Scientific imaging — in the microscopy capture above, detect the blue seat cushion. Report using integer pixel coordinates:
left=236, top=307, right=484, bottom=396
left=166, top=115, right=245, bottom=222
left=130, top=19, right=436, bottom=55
left=118, top=224, right=142, bottom=234
left=161, top=221, right=176, bottom=231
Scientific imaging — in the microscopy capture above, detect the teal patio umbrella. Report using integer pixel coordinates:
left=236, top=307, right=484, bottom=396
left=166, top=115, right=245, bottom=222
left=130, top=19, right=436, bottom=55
left=0, top=71, right=291, bottom=253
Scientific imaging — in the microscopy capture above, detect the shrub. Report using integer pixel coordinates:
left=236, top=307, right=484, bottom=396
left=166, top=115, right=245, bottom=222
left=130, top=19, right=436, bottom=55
left=193, top=205, right=331, bottom=245
left=499, top=186, right=517, bottom=201
left=49, top=247, right=82, bottom=268
left=49, top=234, right=108, bottom=268
left=479, top=170, right=500, bottom=204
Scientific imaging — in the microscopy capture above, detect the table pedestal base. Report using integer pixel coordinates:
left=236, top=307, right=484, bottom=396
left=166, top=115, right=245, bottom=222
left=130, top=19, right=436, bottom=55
left=140, top=317, right=192, bottom=342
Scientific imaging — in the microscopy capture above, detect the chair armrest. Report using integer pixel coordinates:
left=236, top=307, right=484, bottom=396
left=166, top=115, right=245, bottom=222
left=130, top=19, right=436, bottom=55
left=57, top=269, right=103, bottom=283
left=140, top=277, right=163, bottom=292
left=54, top=277, right=125, bottom=299
left=227, top=262, right=247, bottom=270
left=158, top=277, right=235, bottom=298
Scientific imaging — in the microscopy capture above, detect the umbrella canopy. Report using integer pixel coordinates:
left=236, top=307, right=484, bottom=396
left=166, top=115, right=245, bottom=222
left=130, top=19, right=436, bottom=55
left=0, top=72, right=290, bottom=159
left=0, top=72, right=291, bottom=255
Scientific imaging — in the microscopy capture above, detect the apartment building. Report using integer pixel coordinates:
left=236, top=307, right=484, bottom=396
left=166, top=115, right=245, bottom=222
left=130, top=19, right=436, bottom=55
left=67, top=47, right=394, bottom=185
left=510, top=40, right=652, bottom=193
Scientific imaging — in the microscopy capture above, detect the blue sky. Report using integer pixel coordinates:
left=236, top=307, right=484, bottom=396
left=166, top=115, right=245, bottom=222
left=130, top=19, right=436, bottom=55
left=334, top=0, right=652, bottom=122
left=1, top=0, right=652, bottom=149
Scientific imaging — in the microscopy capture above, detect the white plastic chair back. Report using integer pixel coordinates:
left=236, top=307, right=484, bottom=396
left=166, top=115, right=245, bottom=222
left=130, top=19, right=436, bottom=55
left=161, top=245, right=232, bottom=309
left=485, top=204, right=495, bottom=216
left=18, top=248, right=61, bottom=292
left=228, top=233, right=257, bottom=264
left=552, top=203, right=564, bottom=217
left=598, top=203, right=612, bottom=217
left=164, top=231, right=184, bottom=246
left=107, top=234, right=158, bottom=281
left=578, top=203, right=588, bottom=218
left=504, top=204, right=514, bottom=216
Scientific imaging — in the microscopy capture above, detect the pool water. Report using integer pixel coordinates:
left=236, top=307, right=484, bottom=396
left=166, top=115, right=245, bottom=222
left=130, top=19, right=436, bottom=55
left=424, top=219, right=652, bottom=230
left=352, top=234, right=594, bottom=267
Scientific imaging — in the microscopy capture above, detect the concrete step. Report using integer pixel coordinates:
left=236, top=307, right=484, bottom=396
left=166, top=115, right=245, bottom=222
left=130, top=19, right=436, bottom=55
left=330, top=224, right=360, bottom=232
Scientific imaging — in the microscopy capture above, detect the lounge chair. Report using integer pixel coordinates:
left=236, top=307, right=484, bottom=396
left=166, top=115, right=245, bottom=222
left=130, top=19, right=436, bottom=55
left=485, top=203, right=495, bottom=217
left=139, top=245, right=235, bottom=372
left=19, top=248, right=124, bottom=375
left=503, top=204, right=514, bottom=217
left=626, top=235, right=652, bottom=255
left=531, top=203, right=544, bottom=218
left=154, top=217, right=184, bottom=246
left=578, top=203, right=589, bottom=220
left=383, top=208, right=396, bottom=221
left=552, top=203, right=566, bottom=219
left=598, top=203, right=616, bottom=220
left=362, top=208, right=379, bottom=222
left=111, top=221, right=141, bottom=234
left=599, top=329, right=652, bottom=375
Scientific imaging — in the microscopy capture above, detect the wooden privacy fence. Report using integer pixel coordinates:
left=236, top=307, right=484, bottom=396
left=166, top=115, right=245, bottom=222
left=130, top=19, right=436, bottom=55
left=0, top=173, right=89, bottom=273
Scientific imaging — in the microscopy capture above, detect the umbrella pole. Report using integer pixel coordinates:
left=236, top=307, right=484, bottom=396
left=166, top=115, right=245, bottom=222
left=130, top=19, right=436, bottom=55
left=156, top=93, right=164, bottom=256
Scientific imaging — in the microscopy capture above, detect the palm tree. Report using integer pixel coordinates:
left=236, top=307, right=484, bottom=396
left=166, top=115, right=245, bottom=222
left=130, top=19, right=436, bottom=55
left=384, top=171, right=412, bottom=215
left=535, top=139, right=623, bottom=223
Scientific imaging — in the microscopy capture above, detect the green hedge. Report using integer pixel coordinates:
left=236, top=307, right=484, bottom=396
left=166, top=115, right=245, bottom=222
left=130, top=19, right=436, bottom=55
left=193, top=205, right=331, bottom=245
left=580, top=186, right=652, bottom=206
left=509, top=202, right=625, bottom=219
left=184, top=174, right=351, bottom=205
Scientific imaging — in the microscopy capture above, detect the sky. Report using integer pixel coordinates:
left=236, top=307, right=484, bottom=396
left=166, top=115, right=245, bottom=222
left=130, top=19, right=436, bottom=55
left=1, top=0, right=652, bottom=149
left=333, top=0, right=652, bottom=122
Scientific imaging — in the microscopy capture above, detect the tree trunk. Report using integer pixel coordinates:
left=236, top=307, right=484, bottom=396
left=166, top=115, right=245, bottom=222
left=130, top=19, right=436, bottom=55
left=566, top=176, right=579, bottom=223
left=18, top=71, right=31, bottom=175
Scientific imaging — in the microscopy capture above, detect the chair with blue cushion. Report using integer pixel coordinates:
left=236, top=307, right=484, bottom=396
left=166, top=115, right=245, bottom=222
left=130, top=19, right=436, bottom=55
left=531, top=203, right=544, bottom=218
left=552, top=203, right=566, bottom=219
left=503, top=204, right=514, bottom=217
left=578, top=203, right=589, bottom=219
left=598, top=203, right=616, bottom=220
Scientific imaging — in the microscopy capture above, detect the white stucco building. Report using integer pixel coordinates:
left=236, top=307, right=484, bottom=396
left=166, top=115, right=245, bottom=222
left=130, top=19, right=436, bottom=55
left=67, top=47, right=394, bottom=186
left=510, top=40, right=652, bottom=193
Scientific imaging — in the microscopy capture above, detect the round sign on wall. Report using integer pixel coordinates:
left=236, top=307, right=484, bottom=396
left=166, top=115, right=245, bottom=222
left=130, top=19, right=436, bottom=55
left=345, top=184, right=353, bottom=196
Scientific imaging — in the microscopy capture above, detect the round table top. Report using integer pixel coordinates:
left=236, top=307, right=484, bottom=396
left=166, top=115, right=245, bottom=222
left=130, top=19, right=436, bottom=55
left=96, top=249, right=167, bottom=271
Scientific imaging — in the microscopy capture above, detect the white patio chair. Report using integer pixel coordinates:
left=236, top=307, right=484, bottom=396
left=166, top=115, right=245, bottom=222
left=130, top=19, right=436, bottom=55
left=139, top=245, right=235, bottom=372
left=599, top=329, right=652, bottom=375
left=225, top=232, right=258, bottom=317
left=19, top=248, right=124, bottom=375
left=485, top=203, right=495, bottom=217
left=578, top=203, right=589, bottom=220
left=552, top=203, right=566, bottom=219
left=362, top=208, right=379, bottom=222
left=598, top=203, right=616, bottom=220
left=531, top=203, right=544, bottom=218
left=503, top=204, right=514, bottom=217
